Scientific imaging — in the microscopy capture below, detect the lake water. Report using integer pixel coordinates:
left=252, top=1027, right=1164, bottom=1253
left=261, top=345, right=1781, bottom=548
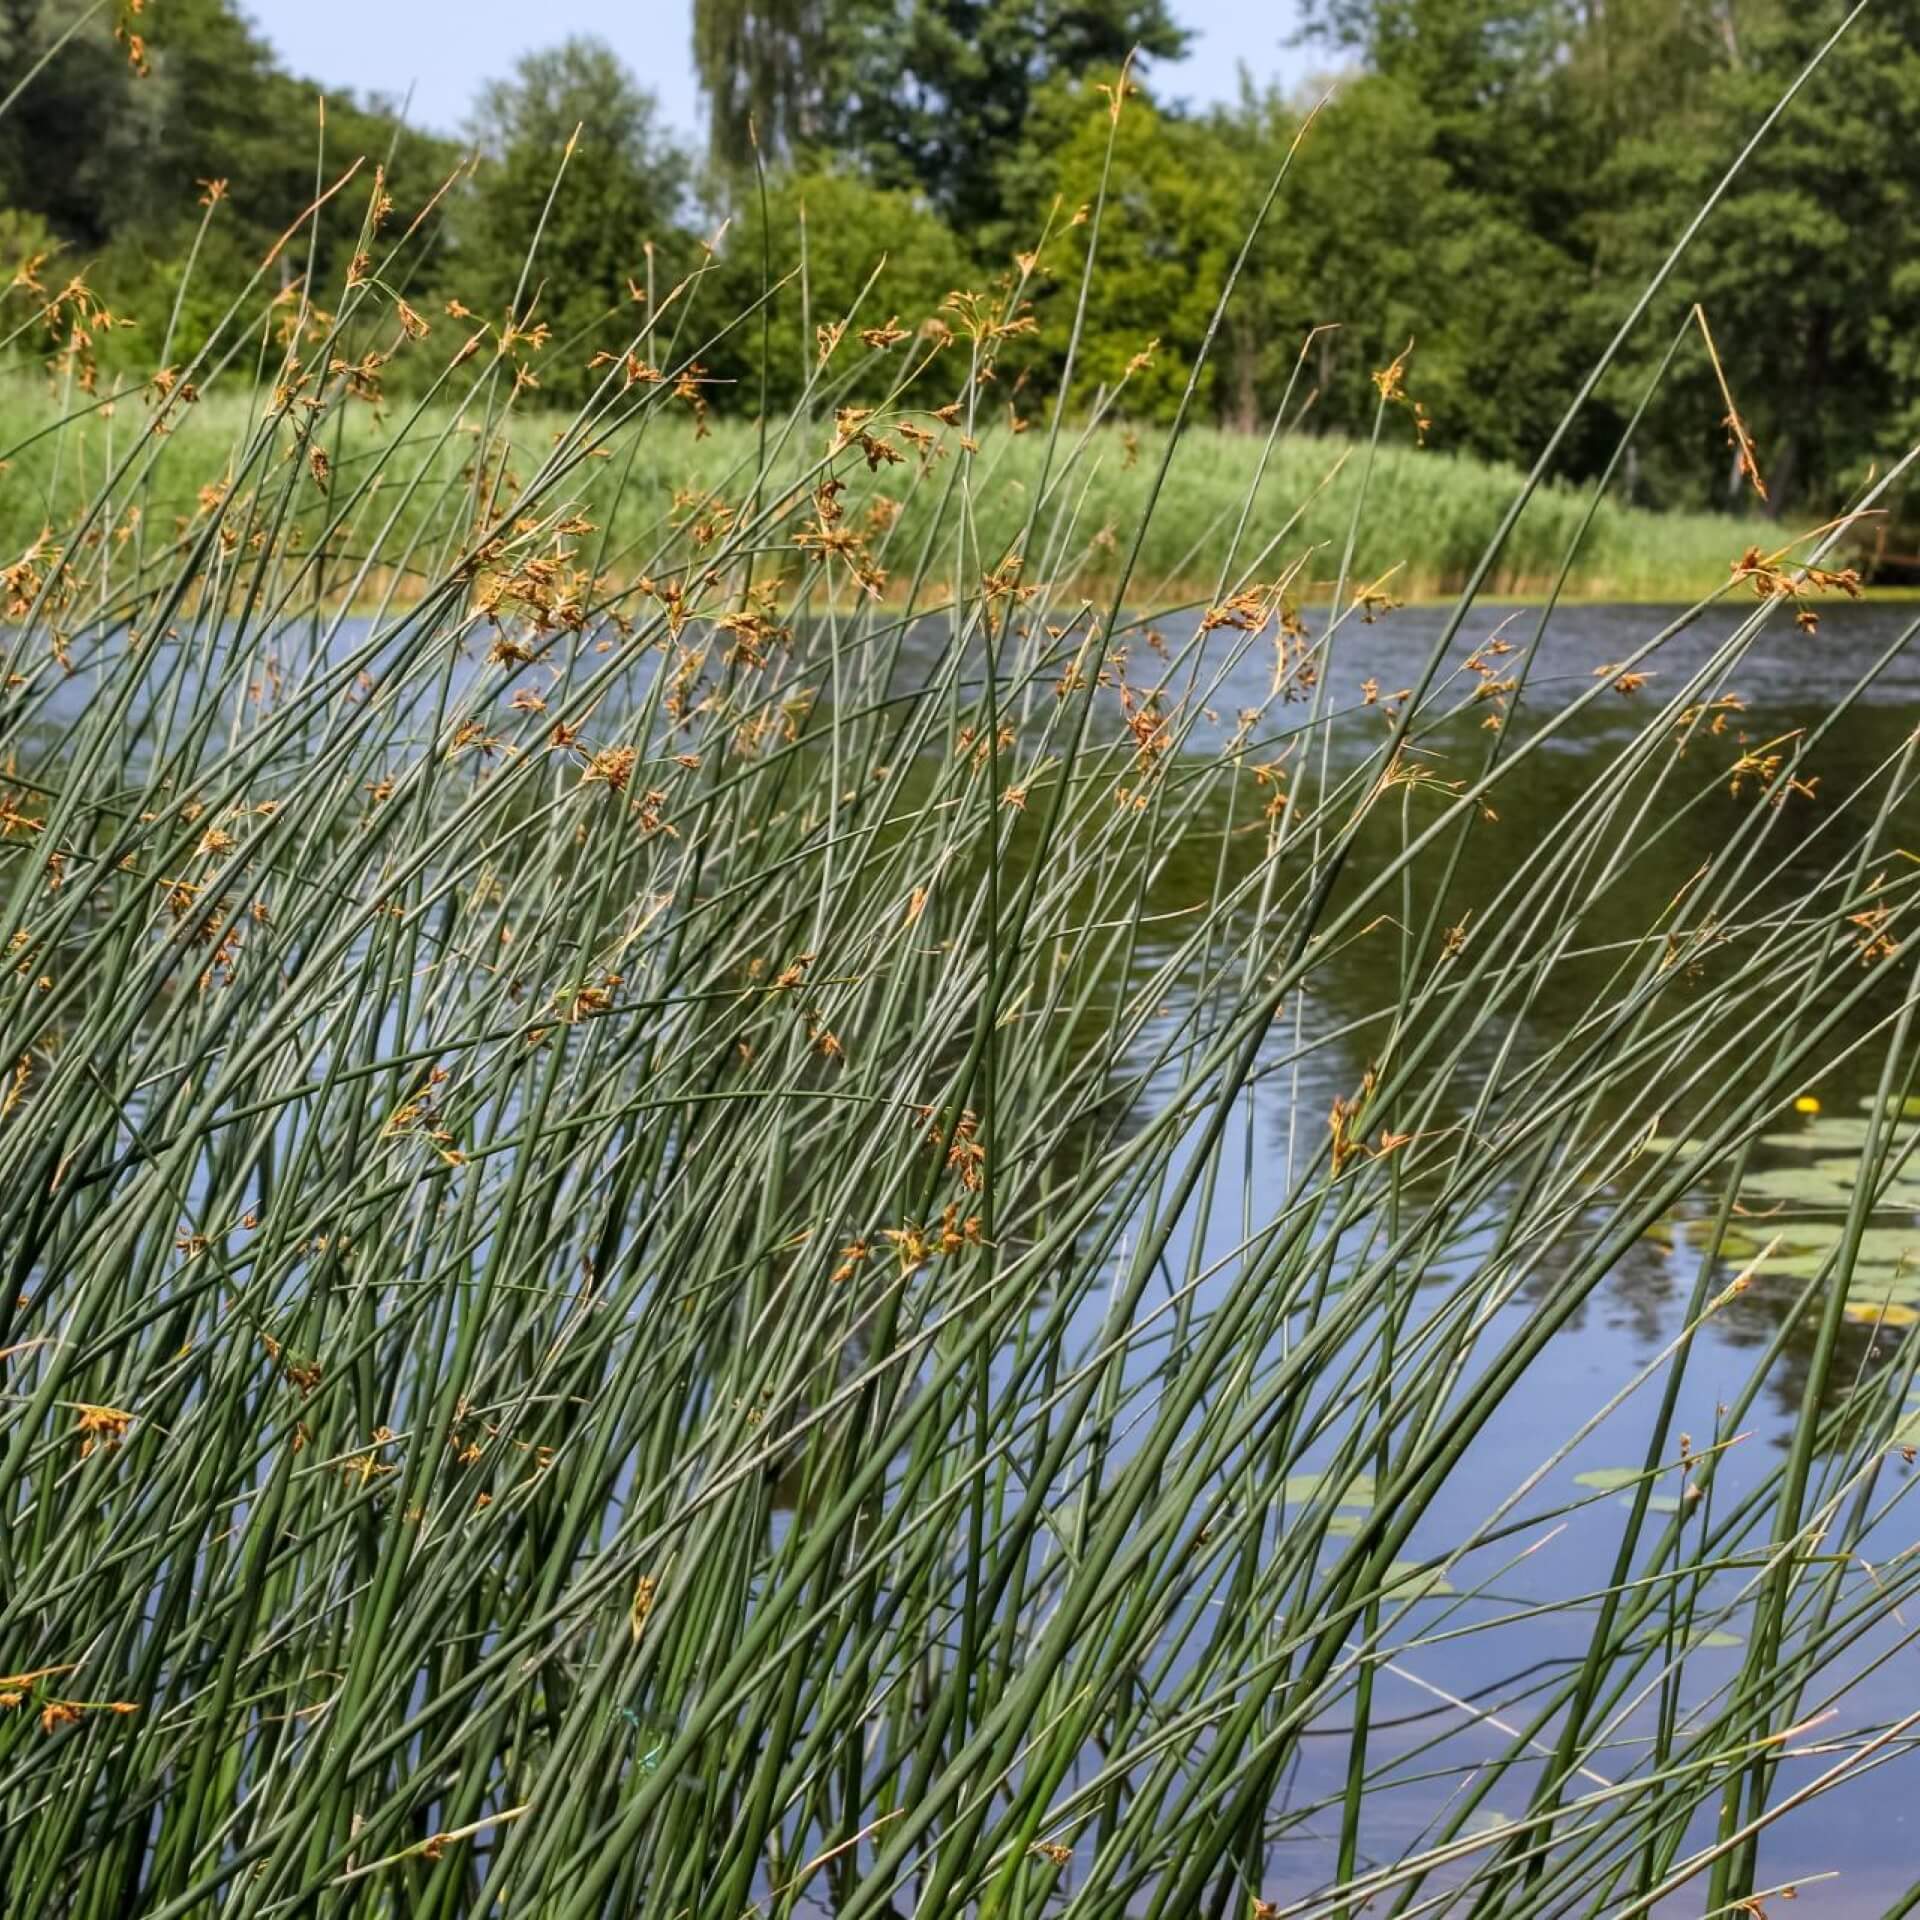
left=902, top=595, right=1920, bottom=1912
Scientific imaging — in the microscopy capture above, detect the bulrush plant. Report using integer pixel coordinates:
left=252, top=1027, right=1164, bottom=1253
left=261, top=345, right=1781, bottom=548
left=4, top=15, right=1920, bottom=1920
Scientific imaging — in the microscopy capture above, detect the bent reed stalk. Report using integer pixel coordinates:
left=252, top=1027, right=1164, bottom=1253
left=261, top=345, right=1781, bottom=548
left=3, top=17, right=1918, bottom=1917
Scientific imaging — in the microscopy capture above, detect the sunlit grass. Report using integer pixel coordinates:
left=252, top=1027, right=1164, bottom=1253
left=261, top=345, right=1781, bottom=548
left=0, top=376, right=1782, bottom=607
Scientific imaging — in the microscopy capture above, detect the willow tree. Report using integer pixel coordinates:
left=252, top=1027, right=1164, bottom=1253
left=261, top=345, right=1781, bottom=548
left=690, top=0, right=1188, bottom=225
left=691, top=0, right=825, bottom=172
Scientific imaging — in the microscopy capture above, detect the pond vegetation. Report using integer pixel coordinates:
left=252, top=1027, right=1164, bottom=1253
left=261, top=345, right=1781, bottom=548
left=2, top=15, right=1919, bottom=1919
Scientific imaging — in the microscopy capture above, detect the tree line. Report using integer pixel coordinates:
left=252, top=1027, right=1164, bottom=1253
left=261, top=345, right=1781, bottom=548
left=3, top=0, right=1916, bottom=525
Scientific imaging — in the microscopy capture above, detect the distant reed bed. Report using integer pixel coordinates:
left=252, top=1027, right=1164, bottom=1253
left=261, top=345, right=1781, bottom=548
left=0, top=379, right=1779, bottom=606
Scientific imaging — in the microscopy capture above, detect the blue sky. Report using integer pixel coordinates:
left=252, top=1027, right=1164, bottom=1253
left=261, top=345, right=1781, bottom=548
left=250, top=0, right=1312, bottom=142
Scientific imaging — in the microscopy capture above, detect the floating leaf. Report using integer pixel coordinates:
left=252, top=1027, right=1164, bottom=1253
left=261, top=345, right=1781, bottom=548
left=1748, top=1253, right=1920, bottom=1296
left=1748, top=1253, right=1825, bottom=1280
left=1758, top=1225, right=1920, bottom=1261
left=1763, top=1117, right=1917, bottom=1155
left=1746, top=1220, right=1842, bottom=1253
left=1856, top=1226, right=1920, bottom=1257
left=1283, top=1471, right=1375, bottom=1510
left=1645, top=1136, right=1709, bottom=1157
left=1575, top=1467, right=1642, bottom=1493
left=1739, top=1166, right=1854, bottom=1207
left=1380, top=1561, right=1454, bottom=1599
left=1809, top=1157, right=1863, bottom=1184
left=1844, top=1300, right=1920, bottom=1328
left=1679, top=1219, right=1766, bottom=1259
left=1807, top=1157, right=1920, bottom=1212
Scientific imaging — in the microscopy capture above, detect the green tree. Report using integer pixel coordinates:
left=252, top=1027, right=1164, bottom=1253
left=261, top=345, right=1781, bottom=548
left=0, top=1, right=154, bottom=251
left=995, top=80, right=1253, bottom=424
left=1262, top=73, right=1593, bottom=463
left=121, top=0, right=447, bottom=254
left=693, top=0, right=823, bottom=171
left=995, top=71, right=1593, bottom=455
left=697, top=168, right=971, bottom=414
left=1, top=0, right=454, bottom=378
left=1296, top=0, right=1586, bottom=231
left=1590, top=0, right=1920, bottom=514
left=692, top=0, right=1189, bottom=227
left=451, top=38, right=692, bottom=403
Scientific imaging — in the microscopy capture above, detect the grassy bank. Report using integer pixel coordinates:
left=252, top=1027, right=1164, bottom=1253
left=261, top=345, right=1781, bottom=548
left=1, top=374, right=1782, bottom=606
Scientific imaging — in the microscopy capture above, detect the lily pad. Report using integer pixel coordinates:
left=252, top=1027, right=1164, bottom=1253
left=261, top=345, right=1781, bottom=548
left=1756, top=1252, right=1905, bottom=1287
left=1744, top=1242, right=1920, bottom=1297
left=1852, top=1273, right=1920, bottom=1306
left=1748, top=1255, right=1920, bottom=1296
left=1574, top=1467, right=1643, bottom=1493
left=1844, top=1299, right=1920, bottom=1327
left=1747, top=1220, right=1842, bottom=1252
left=1763, top=1117, right=1917, bottom=1155
left=1809, top=1158, right=1920, bottom=1210
left=1862, top=1224, right=1917, bottom=1252
left=1678, top=1219, right=1768, bottom=1260
left=1753, top=1224, right=1920, bottom=1261
left=1739, top=1167, right=1855, bottom=1207
left=1283, top=1471, right=1375, bottom=1510
left=1380, top=1561, right=1455, bottom=1599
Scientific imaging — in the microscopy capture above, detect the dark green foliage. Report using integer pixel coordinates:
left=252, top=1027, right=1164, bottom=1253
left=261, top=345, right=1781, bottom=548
left=0, top=1, right=153, bottom=252
left=800, top=0, right=1189, bottom=226
left=3, top=66, right=1919, bottom=1904
left=695, top=168, right=971, bottom=412
left=2, top=0, right=1917, bottom=531
left=693, top=0, right=1189, bottom=224
left=994, top=81, right=1254, bottom=422
left=4, top=11, right=1920, bottom=1915
left=692, top=0, right=822, bottom=171
left=451, top=38, right=692, bottom=402
left=1590, top=2, right=1920, bottom=512
left=0, top=0, right=455, bottom=376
